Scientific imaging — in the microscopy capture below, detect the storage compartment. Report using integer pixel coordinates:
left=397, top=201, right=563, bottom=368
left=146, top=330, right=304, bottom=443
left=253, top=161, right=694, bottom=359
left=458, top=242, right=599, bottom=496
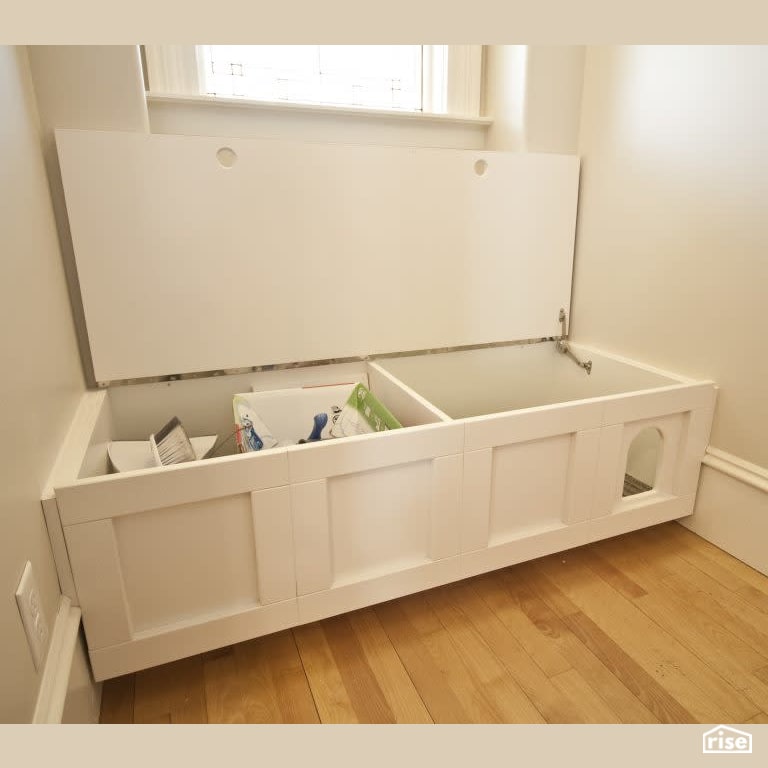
left=45, top=360, right=462, bottom=680
left=379, top=342, right=717, bottom=577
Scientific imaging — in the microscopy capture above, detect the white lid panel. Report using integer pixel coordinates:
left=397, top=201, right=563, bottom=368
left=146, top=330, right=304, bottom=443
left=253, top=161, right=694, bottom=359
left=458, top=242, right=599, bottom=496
left=56, top=129, right=579, bottom=383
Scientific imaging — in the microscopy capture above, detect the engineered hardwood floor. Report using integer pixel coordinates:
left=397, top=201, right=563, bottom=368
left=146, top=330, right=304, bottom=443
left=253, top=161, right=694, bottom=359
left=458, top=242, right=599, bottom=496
left=100, top=522, right=768, bottom=724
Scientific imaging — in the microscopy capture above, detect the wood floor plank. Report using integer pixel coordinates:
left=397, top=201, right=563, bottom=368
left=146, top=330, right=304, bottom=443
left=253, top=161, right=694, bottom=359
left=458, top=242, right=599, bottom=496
left=496, top=563, right=669, bottom=721
left=204, top=641, right=280, bottom=723
left=204, top=632, right=318, bottom=723
left=133, top=655, right=207, bottom=724
left=140, top=713, right=171, bottom=723
left=667, top=523, right=768, bottom=597
left=99, top=674, right=134, bottom=724
left=561, top=610, right=696, bottom=724
left=754, top=666, right=768, bottom=686
left=424, top=585, right=546, bottom=723
left=443, top=580, right=589, bottom=723
left=293, top=622, right=358, bottom=723
left=513, top=560, right=583, bottom=618
left=576, top=548, right=648, bottom=600
left=590, top=535, right=768, bottom=713
left=397, top=591, right=512, bottom=723
left=265, top=632, right=320, bottom=723
left=534, top=550, right=760, bottom=723
left=628, top=528, right=768, bottom=658
left=516, top=564, right=665, bottom=724
left=643, top=525, right=768, bottom=617
left=320, top=613, right=396, bottom=723
left=549, top=668, right=621, bottom=724
left=745, top=712, right=768, bottom=724
left=347, top=608, right=433, bottom=723
left=474, top=570, right=573, bottom=678
left=375, top=598, right=472, bottom=722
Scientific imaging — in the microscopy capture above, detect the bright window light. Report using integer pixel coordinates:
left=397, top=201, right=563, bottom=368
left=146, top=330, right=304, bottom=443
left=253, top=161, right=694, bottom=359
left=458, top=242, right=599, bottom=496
left=201, top=45, right=424, bottom=112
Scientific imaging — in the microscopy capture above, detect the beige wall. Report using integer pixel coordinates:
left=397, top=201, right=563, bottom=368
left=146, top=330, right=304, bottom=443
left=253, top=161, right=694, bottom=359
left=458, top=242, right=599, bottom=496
left=525, top=46, right=585, bottom=154
left=484, top=45, right=585, bottom=153
left=0, top=46, right=85, bottom=722
left=572, top=46, right=768, bottom=467
left=26, top=46, right=149, bottom=387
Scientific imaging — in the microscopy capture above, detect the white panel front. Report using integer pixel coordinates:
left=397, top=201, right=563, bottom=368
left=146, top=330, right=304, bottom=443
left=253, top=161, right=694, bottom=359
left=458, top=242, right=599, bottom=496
left=329, top=461, right=432, bottom=585
left=56, top=129, right=579, bottom=382
left=113, top=494, right=259, bottom=632
left=489, top=434, right=572, bottom=543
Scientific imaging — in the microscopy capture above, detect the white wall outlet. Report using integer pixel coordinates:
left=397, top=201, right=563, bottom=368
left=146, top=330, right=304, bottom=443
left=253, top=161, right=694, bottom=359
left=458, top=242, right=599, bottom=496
left=15, top=561, right=50, bottom=671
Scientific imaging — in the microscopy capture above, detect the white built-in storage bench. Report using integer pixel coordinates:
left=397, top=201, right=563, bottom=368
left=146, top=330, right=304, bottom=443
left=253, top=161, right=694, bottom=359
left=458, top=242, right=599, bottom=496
left=42, top=130, right=716, bottom=681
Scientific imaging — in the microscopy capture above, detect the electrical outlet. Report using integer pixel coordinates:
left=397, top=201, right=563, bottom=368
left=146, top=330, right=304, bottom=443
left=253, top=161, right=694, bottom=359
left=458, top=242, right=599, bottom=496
left=15, top=561, right=49, bottom=671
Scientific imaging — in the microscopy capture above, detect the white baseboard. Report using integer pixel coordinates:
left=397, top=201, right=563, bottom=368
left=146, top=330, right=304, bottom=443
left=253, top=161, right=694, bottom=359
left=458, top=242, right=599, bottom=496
left=32, top=597, right=101, bottom=723
left=680, top=447, right=768, bottom=576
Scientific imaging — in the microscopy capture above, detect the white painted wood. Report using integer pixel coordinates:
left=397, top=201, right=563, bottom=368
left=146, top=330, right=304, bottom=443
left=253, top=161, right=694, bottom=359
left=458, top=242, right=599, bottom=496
left=32, top=597, right=81, bottom=724
left=601, top=382, right=716, bottom=426
left=42, top=389, right=110, bottom=495
left=41, top=496, right=79, bottom=604
left=464, top=400, right=603, bottom=452
left=64, top=520, right=132, bottom=649
left=56, top=129, right=580, bottom=382
left=251, top=486, right=295, bottom=605
left=588, top=494, right=694, bottom=541
left=367, top=362, right=451, bottom=425
left=488, top=434, right=573, bottom=545
left=111, top=494, right=260, bottom=634
left=683, top=458, right=768, bottom=576
left=378, top=343, right=680, bottom=420
left=287, top=422, right=463, bottom=484
left=461, top=449, right=492, bottom=552
left=563, top=428, right=602, bottom=524
left=327, top=461, right=433, bottom=585
left=461, top=522, right=589, bottom=579
left=591, top=424, right=625, bottom=519
left=89, top=599, right=299, bottom=681
left=569, top=343, right=695, bottom=384
left=55, top=448, right=289, bottom=526
left=297, top=557, right=461, bottom=625
left=148, top=92, right=493, bottom=126
left=428, top=454, right=462, bottom=561
left=291, top=480, right=332, bottom=596
left=702, top=446, right=768, bottom=492
left=61, top=629, right=102, bottom=724
left=46, top=340, right=716, bottom=679
left=624, top=414, right=684, bottom=494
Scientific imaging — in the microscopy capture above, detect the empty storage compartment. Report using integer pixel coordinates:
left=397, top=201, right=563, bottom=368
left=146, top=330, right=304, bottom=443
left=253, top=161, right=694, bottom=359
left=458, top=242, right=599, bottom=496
left=45, top=360, right=461, bottom=680
left=378, top=341, right=717, bottom=578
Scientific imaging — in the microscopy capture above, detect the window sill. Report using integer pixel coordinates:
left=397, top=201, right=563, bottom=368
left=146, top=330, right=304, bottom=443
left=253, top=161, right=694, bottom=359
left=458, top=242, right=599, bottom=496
left=147, top=92, right=493, bottom=128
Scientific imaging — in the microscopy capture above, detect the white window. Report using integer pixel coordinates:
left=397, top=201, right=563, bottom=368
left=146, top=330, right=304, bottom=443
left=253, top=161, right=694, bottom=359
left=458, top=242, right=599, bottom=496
left=144, top=45, right=483, bottom=117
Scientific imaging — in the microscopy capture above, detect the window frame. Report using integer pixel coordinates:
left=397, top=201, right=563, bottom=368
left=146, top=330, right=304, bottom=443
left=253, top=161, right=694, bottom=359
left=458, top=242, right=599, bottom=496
left=144, top=45, right=485, bottom=119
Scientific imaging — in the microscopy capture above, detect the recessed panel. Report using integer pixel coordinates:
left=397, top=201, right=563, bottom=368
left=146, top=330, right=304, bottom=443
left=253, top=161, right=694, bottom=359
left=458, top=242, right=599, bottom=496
left=114, top=494, right=259, bottom=632
left=328, top=461, right=431, bottom=584
left=489, top=434, right=572, bottom=542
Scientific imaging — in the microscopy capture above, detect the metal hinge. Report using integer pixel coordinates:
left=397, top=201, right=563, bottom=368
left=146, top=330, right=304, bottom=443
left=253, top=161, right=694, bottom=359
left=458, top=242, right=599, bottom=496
left=555, top=308, right=592, bottom=375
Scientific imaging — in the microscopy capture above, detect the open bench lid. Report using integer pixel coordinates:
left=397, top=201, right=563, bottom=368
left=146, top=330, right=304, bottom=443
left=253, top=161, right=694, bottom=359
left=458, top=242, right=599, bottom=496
left=56, top=129, right=580, bottom=385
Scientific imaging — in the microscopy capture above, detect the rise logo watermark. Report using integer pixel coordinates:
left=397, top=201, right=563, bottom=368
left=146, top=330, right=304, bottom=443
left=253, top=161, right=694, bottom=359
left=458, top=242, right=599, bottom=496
left=702, top=725, right=753, bottom=755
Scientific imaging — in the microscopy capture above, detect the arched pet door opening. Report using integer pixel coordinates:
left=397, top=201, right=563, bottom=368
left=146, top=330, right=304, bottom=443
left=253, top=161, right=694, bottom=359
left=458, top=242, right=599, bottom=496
left=623, top=427, right=662, bottom=497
